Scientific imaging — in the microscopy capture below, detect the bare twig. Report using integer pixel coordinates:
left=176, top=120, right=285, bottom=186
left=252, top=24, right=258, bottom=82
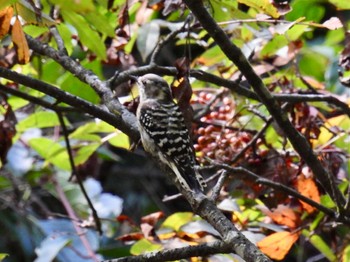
left=56, top=112, right=102, bottom=235
left=210, top=170, right=227, bottom=201
left=230, top=117, right=273, bottom=164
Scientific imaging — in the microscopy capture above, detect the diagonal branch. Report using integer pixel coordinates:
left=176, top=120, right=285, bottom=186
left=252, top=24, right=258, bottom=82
left=183, top=0, right=345, bottom=209
left=0, top=66, right=139, bottom=141
left=25, top=35, right=139, bottom=141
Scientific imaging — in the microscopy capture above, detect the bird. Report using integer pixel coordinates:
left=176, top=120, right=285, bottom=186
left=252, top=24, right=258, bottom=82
left=134, top=73, right=206, bottom=192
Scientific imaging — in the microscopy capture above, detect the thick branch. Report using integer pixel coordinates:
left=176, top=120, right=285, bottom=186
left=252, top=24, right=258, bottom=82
left=105, top=240, right=231, bottom=262
left=183, top=0, right=345, bottom=208
left=0, top=66, right=139, bottom=141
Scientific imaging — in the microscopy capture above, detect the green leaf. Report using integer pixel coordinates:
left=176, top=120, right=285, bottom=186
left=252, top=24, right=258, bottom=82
left=137, top=21, right=160, bottom=62
left=23, top=25, right=48, bottom=37
left=260, top=35, right=287, bottom=57
left=108, top=132, right=130, bottom=149
left=161, top=212, right=193, bottom=231
left=238, top=0, right=280, bottom=18
left=17, top=111, right=66, bottom=132
left=85, top=10, right=115, bottom=37
left=329, top=0, right=350, bottom=9
left=50, top=0, right=95, bottom=13
left=69, top=121, right=115, bottom=141
left=29, top=138, right=70, bottom=170
left=55, top=23, right=74, bottom=55
left=343, top=245, right=350, bottom=262
left=15, top=0, right=56, bottom=26
left=130, top=239, right=162, bottom=255
left=74, top=143, right=100, bottom=165
left=309, top=234, right=336, bottom=261
left=61, top=10, right=106, bottom=59
left=0, top=0, right=16, bottom=10
left=59, top=72, right=100, bottom=104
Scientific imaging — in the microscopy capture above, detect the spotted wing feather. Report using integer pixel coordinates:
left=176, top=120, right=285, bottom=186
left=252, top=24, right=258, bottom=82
left=138, top=101, right=205, bottom=191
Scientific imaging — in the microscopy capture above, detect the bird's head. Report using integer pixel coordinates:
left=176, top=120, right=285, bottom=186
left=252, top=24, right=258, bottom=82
left=133, top=74, right=173, bottom=101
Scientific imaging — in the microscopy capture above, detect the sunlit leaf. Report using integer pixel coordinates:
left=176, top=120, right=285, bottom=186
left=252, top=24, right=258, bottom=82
left=17, top=111, right=66, bottom=132
left=15, top=0, right=56, bottom=26
left=108, top=132, right=130, bottom=149
left=238, top=0, right=280, bottom=18
left=0, top=6, right=13, bottom=38
left=28, top=138, right=70, bottom=170
left=0, top=253, right=9, bottom=261
left=130, top=239, right=162, bottom=255
left=329, top=0, right=350, bottom=10
left=11, top=18, right=30, bottom=64
left=61, top=10, right=106, bottom=59
left=257, top=231, right=300, bottom=260
left=74, top=143, right=100, bottom=165
left=69, top=121, right=115, bottom=141
left=315, top=115, right=349, bottom=146
left=342, top=245, right=350, bottom=262
left=137, top=21, right=160, bottom=62
left=0, top=0, right=16, bottom=10
left=161, top=212, right=193, bottom=231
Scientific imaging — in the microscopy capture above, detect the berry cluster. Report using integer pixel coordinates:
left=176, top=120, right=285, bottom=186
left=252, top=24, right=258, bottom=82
left=192, top=90, right=253, bottom=164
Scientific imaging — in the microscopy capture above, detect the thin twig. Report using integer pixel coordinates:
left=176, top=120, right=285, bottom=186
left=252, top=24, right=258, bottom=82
left=230, top=117, right=273, bottom=164
left=216, top=163, right=337, bottom=217
left=56, top=112, right=102, bottom=235
left=210, top=170, right=227, bottom=201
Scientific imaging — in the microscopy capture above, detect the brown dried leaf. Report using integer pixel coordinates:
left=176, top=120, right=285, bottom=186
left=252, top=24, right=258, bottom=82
left=141, top=211, right=164, bottom=226
left=0, top=6, right=13, bottom=38
left=294, top=174, right=320, bottom=213
left=258, top=231, right=300, bottom=260
left=117, top=232, right=144, bottom=242
left=11, top=18, right=30, bottom=64
left=263, top=204, right=301, bottom=229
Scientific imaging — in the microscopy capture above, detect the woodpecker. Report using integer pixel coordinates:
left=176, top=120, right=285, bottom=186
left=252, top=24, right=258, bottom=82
left=135, top=74, right=206, bottom=192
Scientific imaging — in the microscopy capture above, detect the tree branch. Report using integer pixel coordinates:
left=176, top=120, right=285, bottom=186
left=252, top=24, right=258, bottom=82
left=25, top=35, right=139, bottom=141
left=0, top=66, right=139, bottom=141
left=105, top=240, right=233, bottom=262
left=183, top=0, right=345, bottom=209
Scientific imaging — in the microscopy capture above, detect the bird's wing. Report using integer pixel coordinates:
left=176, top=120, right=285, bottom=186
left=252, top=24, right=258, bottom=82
left=139, top=101, right=204, bottom=191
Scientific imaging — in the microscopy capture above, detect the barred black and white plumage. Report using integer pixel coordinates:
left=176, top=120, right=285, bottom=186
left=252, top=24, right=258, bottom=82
left=135, top=74, right=206, bottom=192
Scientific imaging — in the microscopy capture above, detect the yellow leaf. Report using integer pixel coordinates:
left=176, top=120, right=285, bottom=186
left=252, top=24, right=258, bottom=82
left=0, top=6, right=13, bottom=38
left=238, top=0, right=280, bottom=18
left=258, top=231, right=300, bottom=260
left=11, top=17, right=30, bottom=64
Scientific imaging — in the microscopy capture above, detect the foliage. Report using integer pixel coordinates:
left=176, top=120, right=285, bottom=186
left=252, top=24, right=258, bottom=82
left=0, top=0, right=349, bottom=261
